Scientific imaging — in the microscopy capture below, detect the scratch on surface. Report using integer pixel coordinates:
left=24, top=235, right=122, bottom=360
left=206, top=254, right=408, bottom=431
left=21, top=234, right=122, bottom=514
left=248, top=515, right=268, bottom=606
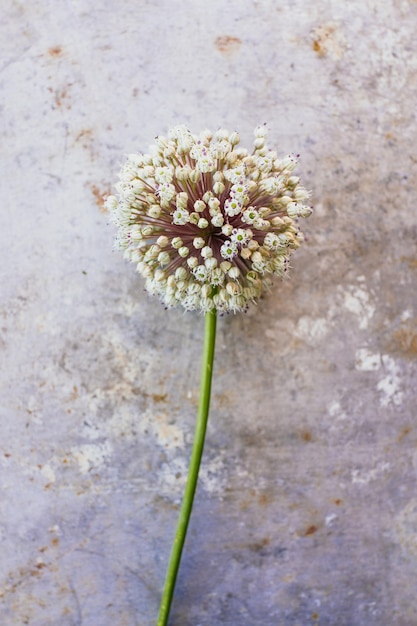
left=68, top=579, right=83, bottom=625
left=351, top=461, right=390, bottom=485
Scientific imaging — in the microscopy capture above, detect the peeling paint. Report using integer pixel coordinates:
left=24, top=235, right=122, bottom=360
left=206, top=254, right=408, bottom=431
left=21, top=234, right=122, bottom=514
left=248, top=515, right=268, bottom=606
left=70, top=442, right=113, bottom=475
left=327, top=400, right=347, bottom=421
left=40, top=463, right=56, bottom=484
left=355, top=348, right=381, bottom=371
left=376, top=355, right=404, bottom=407
left=295, top=316, right=329, bottom=345
left=395, top=499, right=417, bottom=557
left=343, top=286, right=375, bottom=330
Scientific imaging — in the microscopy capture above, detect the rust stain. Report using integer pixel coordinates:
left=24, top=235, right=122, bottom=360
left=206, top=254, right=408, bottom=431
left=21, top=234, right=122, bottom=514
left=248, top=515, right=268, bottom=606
left=90, top=184, right=111, bottom=213
left=302, top=524, right=318, bottom=536
left=4, top=452, right=11, bottom=458
left=136, top=389, right=168, bottom=405
left=258, top=492, right=274, bottom=506
left=214, top=391, right=235, bottom=408
left=240, top=488, right=256, bottom=510
left=75, top=128, right=93, bottom=143
left=215, top=35, right=242, bottom=55
left=391, top=322, right=417, bottom=358
left=300, top=429, right=313, bottom=442
left=311, top=24, right=344, bottom=59
left=48, top=85, right=72, bottom=109
left=313, top=40, right=322, bottom=54
left=48, top=46, right=62, bottom=57
left=75, top=129, right=97, bottom=161
left=240, top=489, right=274, bottom=510
left=56, top=88, right=69, bottom=108
left=248, top=537, right=270, bottom=552
left=401, top=256, right=417, bottom=270
left=152, top=393, right=167, bottom=403
left=332, top=498, right=343, bottom=506
left=397, top=426, right=411, bottom=443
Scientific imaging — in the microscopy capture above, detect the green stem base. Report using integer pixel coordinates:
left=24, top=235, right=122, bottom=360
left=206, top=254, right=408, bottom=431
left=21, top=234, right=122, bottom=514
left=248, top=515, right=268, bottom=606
left=157, top=309, right=217, bottom=626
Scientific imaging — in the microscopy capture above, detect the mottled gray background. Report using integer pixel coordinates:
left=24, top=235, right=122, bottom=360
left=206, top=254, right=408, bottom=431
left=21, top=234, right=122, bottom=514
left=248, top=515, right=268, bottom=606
left=1, top=1, right=417, bottom=625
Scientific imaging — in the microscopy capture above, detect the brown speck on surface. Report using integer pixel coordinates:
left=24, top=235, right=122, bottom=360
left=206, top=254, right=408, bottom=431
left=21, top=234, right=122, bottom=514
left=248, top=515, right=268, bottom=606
left=313, top=40, right=322, bottom=53
left=257, top=492, right=274, bottom=506
left=48, top=46, right=62, bottom=57
left=300, top=429, right=313, bottom=442
left=311, top=24, right=344, bottom=59
left=303, top=524, right=318, bottom=536
left=48, top=85, right=72, bottom=109
left=90, top=184, right=111, bottom=212
left=152, top=393, right=167, bottom=403
left=333, top=498, right=343, bottom=506
left=215, top=35, right=242, bottom=55
left=397, top=426, right=411, bottom=443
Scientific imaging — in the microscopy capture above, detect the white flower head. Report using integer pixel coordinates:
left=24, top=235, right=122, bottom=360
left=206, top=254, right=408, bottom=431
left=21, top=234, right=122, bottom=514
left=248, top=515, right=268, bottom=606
left=108, top=125, right=313, bottom=313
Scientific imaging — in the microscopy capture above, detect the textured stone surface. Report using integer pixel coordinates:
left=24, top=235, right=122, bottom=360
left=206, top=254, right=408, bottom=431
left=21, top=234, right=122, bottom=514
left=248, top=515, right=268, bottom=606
left=1, top=1, right=417, bottom=625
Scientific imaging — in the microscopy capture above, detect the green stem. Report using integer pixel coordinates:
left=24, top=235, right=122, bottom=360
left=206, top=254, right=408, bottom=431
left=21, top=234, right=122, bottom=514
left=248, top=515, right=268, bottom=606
left=157, top=309, right=217, bottom=626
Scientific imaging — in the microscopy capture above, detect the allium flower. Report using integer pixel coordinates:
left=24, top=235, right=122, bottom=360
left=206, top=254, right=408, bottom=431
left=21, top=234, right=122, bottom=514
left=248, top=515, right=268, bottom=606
left=107, top=125, right=312, bottom=313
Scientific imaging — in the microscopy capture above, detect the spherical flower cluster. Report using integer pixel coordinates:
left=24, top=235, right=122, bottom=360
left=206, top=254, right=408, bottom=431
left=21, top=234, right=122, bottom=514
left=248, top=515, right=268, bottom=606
left=107, top=125, right=312, bottom=313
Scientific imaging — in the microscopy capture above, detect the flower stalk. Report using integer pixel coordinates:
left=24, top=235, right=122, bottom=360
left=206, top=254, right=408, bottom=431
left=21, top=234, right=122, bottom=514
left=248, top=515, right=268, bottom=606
left=157, top=309, right=217, bottom=626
